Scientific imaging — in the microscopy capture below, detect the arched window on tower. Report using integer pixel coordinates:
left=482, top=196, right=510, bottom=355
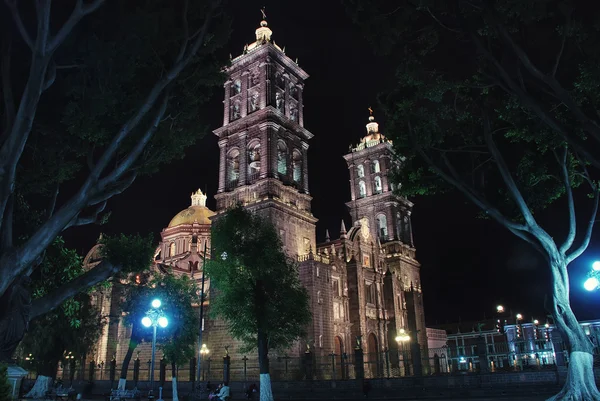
left=357, top=164, right=365, bottom=178
left=169, top=242, right=176, bottom=257
left=247, top=141, right=261, bottom=182
left=358, top=181, right=366, bottom=198
left=277, top=141, right=288, bottom=176
left=227, top=148, right=240, bottom=188
left=374, top=176, right=382, bottom=194
left=292, top=149, right=302, bottom=183
left=372, top=159, right=380, bottom=173
left=377, top=214, right=388, bottom=239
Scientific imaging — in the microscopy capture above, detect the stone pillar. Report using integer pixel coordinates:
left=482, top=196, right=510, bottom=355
left=88, top=361, right=95, bottom=382
left=241, top=71, right=248, bottom=118
left=302, top=142, right=309, bottom=194
left=239, top=132, right=248, bottom=186
left=348, top=163, right=357, bottom=201
left=354, top=347, right=364, bottom=380
left=283, top=73, right=290, bottom=119
left=217, top=139, right=228, bottom=193
left=260, top=126, right=270, bottom=179
left=223, top=354, right=231, bottom=383
left=304, top=351, right=313, bottom=380
left=297, top=83, right=304, bottom=127
left=407, top=212, right=414, bottom=247
left=223, top=81, right=231, bottom=126
left=109, top=358, right=116, bottom=387
left=159, top=359, right=166, bottom=387
left=259, top=59, right=270, bottom=109
left=477, top=335, right=490, bottom=374
left=189, top=357, right=196, bottom=385
left=133, top=358, right=140, bottom=387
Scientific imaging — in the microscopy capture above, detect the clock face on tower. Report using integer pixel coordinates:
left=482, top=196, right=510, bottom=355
left=359, top=217, right=370, bottom=241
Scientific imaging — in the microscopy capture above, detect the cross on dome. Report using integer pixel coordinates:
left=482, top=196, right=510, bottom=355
left=191, top=189, right=207, bottom=207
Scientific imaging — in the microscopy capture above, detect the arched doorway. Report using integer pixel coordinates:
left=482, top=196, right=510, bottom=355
left=367, top=333, right=380, bottom=378
left=335, top=336, right=345, bottom=379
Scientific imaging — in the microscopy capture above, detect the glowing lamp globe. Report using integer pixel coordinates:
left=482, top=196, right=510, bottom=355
left=496, top=305, right=504, bottom=313
left=158, top=316, right=168, bottom=328
left=584, top=277, right=600, bottom=292
left=593, top=261, right=600, bottom=271
left=516, top=313, right=523, bottom=320
left=151, top=299, right=162, bottom=308
left=141, top=316, right=152, bottom=327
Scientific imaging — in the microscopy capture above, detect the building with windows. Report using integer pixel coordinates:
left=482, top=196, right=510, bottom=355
left=84, top=17, right=426, bottom=379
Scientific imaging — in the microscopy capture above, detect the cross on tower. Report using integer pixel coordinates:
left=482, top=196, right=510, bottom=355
left=260, top=7, right=267, bottom=20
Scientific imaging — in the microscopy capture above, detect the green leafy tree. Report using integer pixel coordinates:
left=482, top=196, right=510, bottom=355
left=155, top=273, right=199, bottom=401
left=207, top=207, right=311, bottom=401
left=0, top=363, right=10, bottom=401
left=346, top=1, right=600, bottom=399
left=0, top=0, right=229, bottom=359
left=116, top=271, right=198, bottom=396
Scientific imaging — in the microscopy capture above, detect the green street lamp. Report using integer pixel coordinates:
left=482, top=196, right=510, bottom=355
left=142, top=299, right=168, bottom=396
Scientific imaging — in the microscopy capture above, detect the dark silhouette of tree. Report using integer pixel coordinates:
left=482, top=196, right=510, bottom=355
left=347, top=1, right=600, bottom=399
left=0, top=0, right=229, bottom=359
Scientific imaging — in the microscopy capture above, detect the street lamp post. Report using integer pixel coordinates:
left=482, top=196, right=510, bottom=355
left=141, top=299, right=168, bottom=397
left=395, top=329, right=410, bottom=376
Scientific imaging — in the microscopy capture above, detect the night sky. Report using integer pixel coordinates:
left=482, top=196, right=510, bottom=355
left=64, top=1, right=600, bottom=326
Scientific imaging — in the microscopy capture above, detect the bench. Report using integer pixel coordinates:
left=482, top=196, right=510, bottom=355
left=108, top=389, right=141, bottom=401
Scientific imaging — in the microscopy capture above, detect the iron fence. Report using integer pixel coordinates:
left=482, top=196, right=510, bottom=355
left=23, top=340, right=598, bottom=385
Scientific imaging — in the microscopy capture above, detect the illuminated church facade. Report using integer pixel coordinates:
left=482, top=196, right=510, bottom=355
left=85, top=18, right=426, bottom=377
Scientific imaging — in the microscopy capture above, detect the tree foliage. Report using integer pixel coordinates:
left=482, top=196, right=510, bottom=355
left=0, top=0, right=230, bottom=336
left=207, top=206, right=311, bottom=353
left=0, top=363, right=10, bottom=401
left=346, top=1, right=600, bottom=399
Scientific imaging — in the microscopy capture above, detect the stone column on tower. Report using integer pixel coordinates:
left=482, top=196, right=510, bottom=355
left=218, top=139, right=228, bottom=193
left=239, top=132, right=248, bottom=186
left=302, top=142, right=309, bottom=194
left=297, top=83, right=304, bottom=126
left=260, top=59, right=270, bottom=109
left=241, top=71, right=249, bottom=118
left=223, top=80, right=231, bottom=126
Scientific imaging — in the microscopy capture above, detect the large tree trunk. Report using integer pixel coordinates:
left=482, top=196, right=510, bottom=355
left=547, top=257, right=600, bottom=401
left=118, top=329, right=139, bottom=390
left=257, top=330, right=273, bottom=401
left=171, top=361, right=179, bottom=401
left=0, top=277, right=31, bottom=362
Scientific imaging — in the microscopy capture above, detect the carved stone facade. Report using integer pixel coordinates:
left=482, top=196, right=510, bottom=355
left=85, top=18, right=426, bottom=377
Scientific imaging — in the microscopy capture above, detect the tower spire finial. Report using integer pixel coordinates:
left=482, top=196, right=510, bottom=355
left=260, top=6, right=267, bottom=20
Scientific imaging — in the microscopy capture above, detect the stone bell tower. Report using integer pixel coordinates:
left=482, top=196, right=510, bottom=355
left=213, top=17, right=317, bottom=257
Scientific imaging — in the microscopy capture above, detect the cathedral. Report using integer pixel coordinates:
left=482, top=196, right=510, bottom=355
left=85, top=17, right=426, bottom=378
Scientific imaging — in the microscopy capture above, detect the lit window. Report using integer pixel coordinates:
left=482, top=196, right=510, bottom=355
left=277, top=141, right=288, bottom=175
left=377, top=214, right=388, bottom=238
left=372, top=160, right=380, bottom=173
left=359, top=181, right=366, bottom=198
left=169, top=242, right=176, bottom=257
left=357, top=164, right=365, bottom=178
left=374, top=176, right=382, bottom=194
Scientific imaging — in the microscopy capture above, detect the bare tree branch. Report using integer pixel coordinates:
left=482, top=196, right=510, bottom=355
left=0, top=3, right=221, bottom=297
left=1, top=32, right=15, bottom=141
left=0, top=193, right=13, bottom=251
left=89, top=173, right=137, bottom=207
left=406, top=120, right=546, bottom=255
left=66, top=200, right=107, bottom=229
left=552, top=21, right=568, bottom=77
left=29, top=259, right=120, bottom=320
left=471, top=33, right=600, bottom=170
left=555, top=147, right=576, bottom=254
left=494, top=23, right=600, bottom=144
left=98, top=95, right=169, bottom=187
left=482, top=114, right=539, bottom=230
left=566, top=188, right=600, bottom=264
left=47, top=0, right=105, bottom=53
left=4, top=0, right=33, bottom=49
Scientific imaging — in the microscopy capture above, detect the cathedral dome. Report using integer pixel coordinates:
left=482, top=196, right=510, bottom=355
left=167, top=189, right=215, bottom=227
